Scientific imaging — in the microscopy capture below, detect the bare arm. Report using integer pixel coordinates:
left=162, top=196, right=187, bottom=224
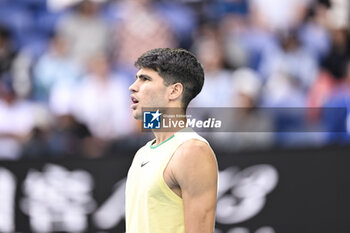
left=172, top=140, right=218, bottom=233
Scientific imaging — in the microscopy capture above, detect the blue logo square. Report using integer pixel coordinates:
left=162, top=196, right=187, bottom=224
left=143, top=110, right=162, bottom=129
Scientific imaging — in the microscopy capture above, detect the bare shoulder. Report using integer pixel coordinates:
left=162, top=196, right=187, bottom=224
left=171, top=139, right=218, bottom=188
left=174, top=139, right=216, bottom=165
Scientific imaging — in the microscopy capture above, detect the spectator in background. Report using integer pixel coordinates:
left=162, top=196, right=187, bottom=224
left=219, top=12, right=279, bottom=70
left=210, top=68, right=274, bottom=152
left=326, top=0, right=349, bottom=30
left=154, top=1, right=197, bottom=49
left=322, top=54, right=350, bottom=144
left=112, top=0, right=176, bottom=70
left=259, top=30, right=318, bottom=90
left=56, top=0, right=110, bottom=66
left=219, top=14, right=251, bottom=69
left=33, top=33, right=82, bottom=102
left=306, top=27, right=349, bottom=112
left=261, top=69, right=307, bottom=142
left=307, top=28, right=350, bottom=117
left=46, top=114, right=101, bottom=159
left=249, top=0, right=310, bottom=32
left=0, top=25, right=17, bottom=77
left=202, top=0, right=249, bottom=22
left=0, top=23, right=32, bottom=100
left=70, top=53, right=135, bottom=140
left=298, top=0, right=332, bottom=63
left=190, top=23, right=233, bottom=108
left=231, top=68, right=263, bottom=108
left=0, top=76, right=47, bottom=159
left=323, top=28, right=350, bottom=80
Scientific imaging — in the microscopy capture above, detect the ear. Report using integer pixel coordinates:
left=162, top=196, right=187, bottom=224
left=168, top=83, right=183, bottom=101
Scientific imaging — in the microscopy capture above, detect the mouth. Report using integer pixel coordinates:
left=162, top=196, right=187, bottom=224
left=130, top=96, right=139, bottom=109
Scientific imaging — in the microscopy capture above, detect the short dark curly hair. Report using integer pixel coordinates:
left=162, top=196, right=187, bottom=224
left=135, top=48, right=204, bottom=110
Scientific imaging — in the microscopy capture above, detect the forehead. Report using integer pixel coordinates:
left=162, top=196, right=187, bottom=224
left=136, top=68, right=163, bottom=80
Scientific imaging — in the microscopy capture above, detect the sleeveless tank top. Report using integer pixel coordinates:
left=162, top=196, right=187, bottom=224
left=125, top=128, right=209, bottom=233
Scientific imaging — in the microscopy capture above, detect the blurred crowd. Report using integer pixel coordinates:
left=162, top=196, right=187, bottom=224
left=0, top=0, right=350, bottom=160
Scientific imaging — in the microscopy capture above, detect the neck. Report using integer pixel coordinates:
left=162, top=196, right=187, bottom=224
left=152, top=109, right=187, bottom=146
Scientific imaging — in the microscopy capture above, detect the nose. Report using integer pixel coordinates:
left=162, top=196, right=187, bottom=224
left=129, top=79, right=138, bottom=93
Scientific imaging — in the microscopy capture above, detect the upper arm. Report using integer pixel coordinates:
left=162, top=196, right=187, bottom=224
left=172, top=140, right=218, bottom=233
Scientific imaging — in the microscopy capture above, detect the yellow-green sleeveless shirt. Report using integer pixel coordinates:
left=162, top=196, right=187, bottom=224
left=125, top=128, right=209, bottom=233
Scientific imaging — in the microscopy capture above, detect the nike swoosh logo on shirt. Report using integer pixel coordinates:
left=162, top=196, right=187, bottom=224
left=141, top=161, right=150, bottom=167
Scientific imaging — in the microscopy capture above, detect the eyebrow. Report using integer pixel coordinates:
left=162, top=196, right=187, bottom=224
left=136, top=74, right=152, bottom=80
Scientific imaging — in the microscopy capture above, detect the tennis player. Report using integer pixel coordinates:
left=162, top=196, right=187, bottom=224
left=126, top=48, right=218, bottom=233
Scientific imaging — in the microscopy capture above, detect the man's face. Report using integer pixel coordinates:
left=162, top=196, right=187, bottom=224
left=129, top=68, right=169, bottom=120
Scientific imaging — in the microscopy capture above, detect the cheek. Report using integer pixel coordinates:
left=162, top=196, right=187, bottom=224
left=142, top=87, right=167, bottom=106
